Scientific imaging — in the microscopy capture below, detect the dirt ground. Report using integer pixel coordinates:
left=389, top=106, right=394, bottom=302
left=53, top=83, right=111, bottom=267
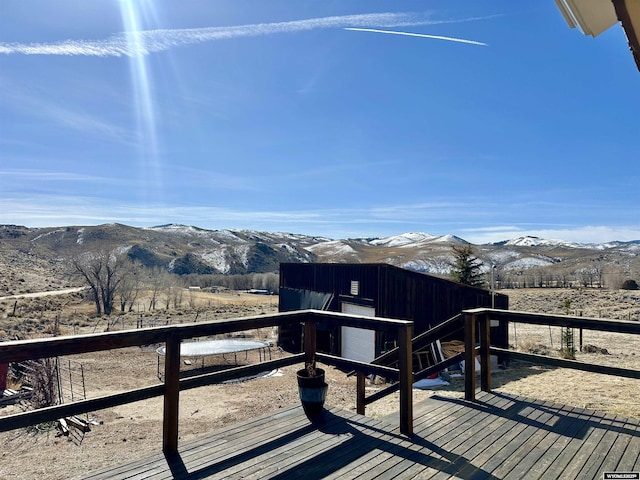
left=0, top=288, right=639, bottom=479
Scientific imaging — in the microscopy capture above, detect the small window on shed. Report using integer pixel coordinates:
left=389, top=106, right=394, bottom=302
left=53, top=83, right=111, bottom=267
left=350, top=280, right=359, bottom=296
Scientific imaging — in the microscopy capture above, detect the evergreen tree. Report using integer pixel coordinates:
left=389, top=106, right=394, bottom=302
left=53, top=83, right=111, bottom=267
left=450, top=244, right=485, bottom=287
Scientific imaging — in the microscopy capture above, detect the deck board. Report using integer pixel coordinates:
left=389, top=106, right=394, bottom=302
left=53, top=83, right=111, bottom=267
left=501, top=402, right=583, bottom=480
left=578, top=414, right=624, bottom=479
left=81, top=392, right=640, bottom=480
left=549, top=408, right=609, bottom=479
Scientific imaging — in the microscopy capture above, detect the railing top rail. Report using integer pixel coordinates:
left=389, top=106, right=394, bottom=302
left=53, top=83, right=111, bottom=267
left=463, top=308, right=640, bottom=334
left=0, top=309, right=412, bottom=364
left=305, top=309, right=414, bottom=329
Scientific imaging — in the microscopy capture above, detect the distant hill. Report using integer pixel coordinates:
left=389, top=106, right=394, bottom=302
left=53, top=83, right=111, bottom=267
left=0, top=224, right=638, bottom=295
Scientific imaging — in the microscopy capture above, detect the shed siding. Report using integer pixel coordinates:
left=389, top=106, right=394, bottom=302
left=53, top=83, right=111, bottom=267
left=278, top=263, right=509, bottom=355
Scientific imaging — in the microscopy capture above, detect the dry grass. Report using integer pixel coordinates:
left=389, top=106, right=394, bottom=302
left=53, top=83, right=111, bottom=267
left=496, top=289, right=640, bottom=418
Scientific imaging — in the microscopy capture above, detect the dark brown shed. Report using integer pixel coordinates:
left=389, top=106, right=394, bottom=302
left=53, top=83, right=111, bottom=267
left=278, top=263, right=508, bottom=359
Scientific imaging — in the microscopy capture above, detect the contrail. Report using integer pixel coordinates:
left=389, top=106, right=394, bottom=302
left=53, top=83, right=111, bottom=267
left=0, top=12, right=487, bottom=57
left=344, top=27, right=487, bottom=46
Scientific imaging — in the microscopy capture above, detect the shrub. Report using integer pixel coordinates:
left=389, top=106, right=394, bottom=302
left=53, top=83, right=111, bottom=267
left=518, top=338, right=549, bottom=355
left=560, top=327, right=576, bottom=359
left=23, top=358, right=58, bottom=409
left=621, top=279, right=639, bottom=290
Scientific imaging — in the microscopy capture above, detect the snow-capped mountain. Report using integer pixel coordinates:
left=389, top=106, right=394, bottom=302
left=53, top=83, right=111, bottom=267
left=365, top=232, right=467, bottom=248
left=491, top=236, right=582, bottom=248
left=1, top=224, right=638, bottom=280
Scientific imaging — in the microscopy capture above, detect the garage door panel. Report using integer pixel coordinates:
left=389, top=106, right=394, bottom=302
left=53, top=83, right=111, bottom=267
left=341, top=303, right=375, bottom=363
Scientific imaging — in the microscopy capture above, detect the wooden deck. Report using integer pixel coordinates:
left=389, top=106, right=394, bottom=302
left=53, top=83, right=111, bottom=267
left=83, top=391, right=640, bottom=480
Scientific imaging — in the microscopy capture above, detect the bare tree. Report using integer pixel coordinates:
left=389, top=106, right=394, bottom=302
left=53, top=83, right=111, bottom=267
left=71, top=248, right=126, bottom=315
left=593, top=264, right=605, bottom=288
left=162, top=272, right=183, bottom=310
left=577, top=267, right=598, bottom=288
left=251, top=272, right=279, bottom=293
left=118, top=262, right=142, bottom=313
left=146, top=266, right=166, bottom=310
left=173, top=288, right=184, bottom=309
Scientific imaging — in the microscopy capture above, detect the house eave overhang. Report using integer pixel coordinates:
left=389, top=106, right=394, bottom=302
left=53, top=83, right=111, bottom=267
left=555, top=0, right=640, bottom=72
left=554, top=0, right=618, bottom=36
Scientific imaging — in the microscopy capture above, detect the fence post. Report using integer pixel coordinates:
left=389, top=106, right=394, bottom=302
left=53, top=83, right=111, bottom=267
left=579, top=328, right=583, bottom=352
left=398, top=323, right=413, bottom=436
left=479, top=312, right=491, bottom=393
left=163, top=332, right=181, bottom=455
left=356, top=372, right=366, bottom=415
left=464, top=312, right=476, bottom=401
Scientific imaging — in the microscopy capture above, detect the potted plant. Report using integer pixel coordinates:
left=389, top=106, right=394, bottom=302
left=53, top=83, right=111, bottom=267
left=296, top=360, right=328, bottom=417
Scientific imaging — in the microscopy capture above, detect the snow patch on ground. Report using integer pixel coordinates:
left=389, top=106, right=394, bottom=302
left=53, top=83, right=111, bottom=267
left=277, top=243, right=307, bottom=257
left=215, top=229, right=246, bottom=243
left=503, top=257, right=556, bottom=270
left=486, top=249, right=521, bottom=263
left=431, top=234, right=466, bottom=244
left=149, top=224, right=246, bottom=243
left=369, top=232, right=436, bottom=247
left=235, top=244, right=251, bottom=268
left=31, top=229, right=66, bottom=243
left=306, top=241, right=356, bottom=256
left=402, top=258, right=452, bottom=275
left=503, top=236, right=582, bottom=248
left=199, top=250, right=231, bottom=274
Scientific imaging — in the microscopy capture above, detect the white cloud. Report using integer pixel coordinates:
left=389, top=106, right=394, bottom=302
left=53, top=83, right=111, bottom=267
left=3, top=86, right=132, bottom=144
left=0, top=169, right=119, bottom=184
left=0, top=12, right=484, bottom=57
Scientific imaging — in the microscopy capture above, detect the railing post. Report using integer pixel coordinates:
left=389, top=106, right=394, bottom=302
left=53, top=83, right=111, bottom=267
left=163, top=332, right=181, bottom=455
left=356, top=372, right=366, bottom=415
left=464, top=313, right=476, bottom=401
left=479, top=312, right=491, bottom=393
left=303, top=318, right=317, bottom=367
left=398, top=323, right=413, bottom=436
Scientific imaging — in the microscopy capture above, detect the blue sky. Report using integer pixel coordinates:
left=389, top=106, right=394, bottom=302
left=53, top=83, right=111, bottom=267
left=1, top=1, right=638, bottom=244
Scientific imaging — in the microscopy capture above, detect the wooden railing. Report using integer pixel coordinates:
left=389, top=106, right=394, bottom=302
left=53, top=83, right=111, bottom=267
left=462, top=308, right=640, bottom=401
left=3, top=305, right=634, bottom=459
left=0, top=309, right=414, bottom=454
left=352, top=314, right=465, bottom=408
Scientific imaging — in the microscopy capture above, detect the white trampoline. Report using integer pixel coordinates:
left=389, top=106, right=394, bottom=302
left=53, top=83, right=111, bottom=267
left=156, top=339, right=272, bottom=377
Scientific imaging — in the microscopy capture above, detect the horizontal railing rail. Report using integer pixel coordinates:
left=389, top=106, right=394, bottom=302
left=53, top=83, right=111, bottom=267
left=0, top=309, right=415, bottom=452
left=462, top=308, right=640, bottom=401
left=316, top=353, right=401, bottom=380
left=490, top=348, right=640, bottom=379
left=0, top=309, right=412, bottom=364
left=469, top=308, right=640, bottom=334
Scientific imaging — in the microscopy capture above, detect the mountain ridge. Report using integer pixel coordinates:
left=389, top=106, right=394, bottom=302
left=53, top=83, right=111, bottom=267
left=0, top=224, right=638, bottom=290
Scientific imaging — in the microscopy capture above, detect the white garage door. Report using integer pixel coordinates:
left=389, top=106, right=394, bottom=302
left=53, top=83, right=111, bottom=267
left=341, top=303, right=375, bottom=363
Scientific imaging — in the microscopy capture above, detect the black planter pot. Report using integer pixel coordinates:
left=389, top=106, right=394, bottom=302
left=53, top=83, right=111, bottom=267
left=296, top=368, right=328, bottom=417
